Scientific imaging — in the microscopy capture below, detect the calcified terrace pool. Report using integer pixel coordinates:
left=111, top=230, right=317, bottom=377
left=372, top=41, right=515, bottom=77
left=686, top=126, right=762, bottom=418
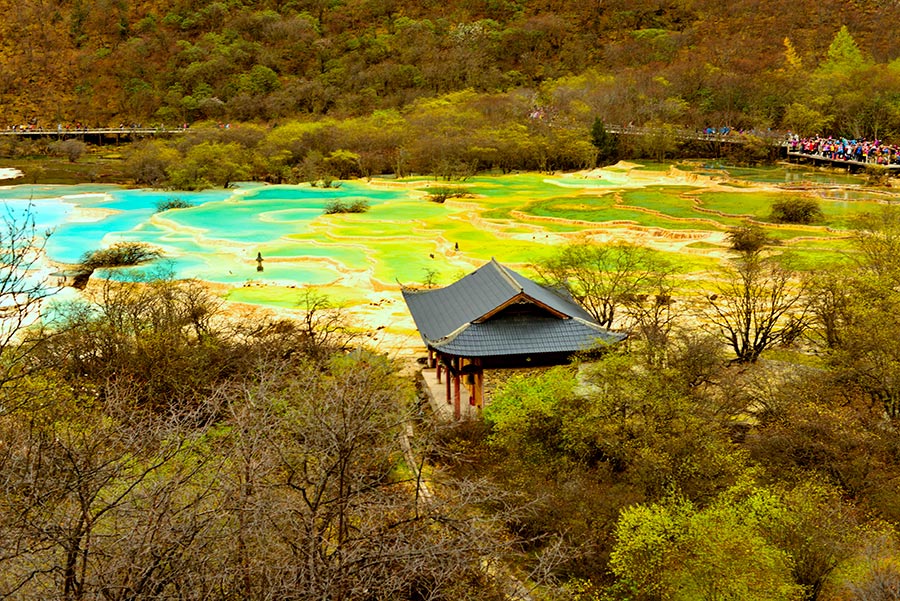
left=2, top=162, right=893, bottom=347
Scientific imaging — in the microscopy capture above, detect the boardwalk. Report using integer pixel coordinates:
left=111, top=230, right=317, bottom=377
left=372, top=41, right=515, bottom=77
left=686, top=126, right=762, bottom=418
left=604, top=124, right=785, bottom=144
left=786, top=151, right=900, bottom=172
left=0, top=127, right=188, bottom=142
left=2, top=124, right=775, bottom=145
left=5, top=123, right=897, bottom=177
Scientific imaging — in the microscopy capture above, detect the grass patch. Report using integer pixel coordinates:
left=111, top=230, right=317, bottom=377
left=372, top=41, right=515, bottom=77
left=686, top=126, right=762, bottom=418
left=684, top=241, right=722, bottom=249
left=760, top=347, right=828, bottom=369
left=226, top=284, right=369, bottom=309
left=520, top=195, right=713, bottom=230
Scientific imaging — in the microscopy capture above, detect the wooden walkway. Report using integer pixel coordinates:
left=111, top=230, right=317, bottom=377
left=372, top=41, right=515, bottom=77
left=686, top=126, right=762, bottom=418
left=604, top=125, right=785, bottom=144
left=418, top=367, right=481, bottom=421
left=6, top=124, right=895, bottom=174
left=0, top=127, right=188, bottom=141
left=786, top=151, right=900, bottom=172
left=1, top=124, right=778, bottom=145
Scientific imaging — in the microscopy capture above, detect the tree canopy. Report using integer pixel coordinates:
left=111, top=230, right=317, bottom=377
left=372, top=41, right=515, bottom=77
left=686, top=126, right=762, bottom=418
left=1, top=2, right=899, bottom=146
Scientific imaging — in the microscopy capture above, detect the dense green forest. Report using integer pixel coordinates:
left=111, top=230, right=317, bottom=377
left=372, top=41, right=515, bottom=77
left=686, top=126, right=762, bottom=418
left=2, top=0, right=900, bottom=142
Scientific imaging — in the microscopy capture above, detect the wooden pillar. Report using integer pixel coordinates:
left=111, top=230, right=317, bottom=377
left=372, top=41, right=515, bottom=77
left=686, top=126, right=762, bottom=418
left=453, top=357, right=461, bottom=420
left=473, top=358, right=484, bottom=410
left=445, top=358, right=451, bottom=404
left=427, top=348, right=434, bottom=368
left=475, top=369, right=484, bottom=409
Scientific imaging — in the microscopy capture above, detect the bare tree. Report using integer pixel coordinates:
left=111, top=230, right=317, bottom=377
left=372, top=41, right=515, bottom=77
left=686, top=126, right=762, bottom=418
left=38, top=268, right=236, bottom=413
left=535, top=241, right=669, bottom=329
left=805, top=266, right=854, bottom=349
left=705, top=252, right=806, bottom=363
left=852, top=206, right=900, bottom=284
left=210, top=351, right=517, bottom=600
left=0, top=203, right=56, bottom=410
left=0, top=386, right=218, bottom=600
left=297, top=286, right=356, bottom=356
left=819, top=207, right=900, bottom=420
left=620, top=274, right=679, bottom=367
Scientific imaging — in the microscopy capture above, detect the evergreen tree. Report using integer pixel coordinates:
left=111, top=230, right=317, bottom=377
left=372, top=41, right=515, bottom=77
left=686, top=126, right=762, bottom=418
left=590, top=117, right=619, bottom=166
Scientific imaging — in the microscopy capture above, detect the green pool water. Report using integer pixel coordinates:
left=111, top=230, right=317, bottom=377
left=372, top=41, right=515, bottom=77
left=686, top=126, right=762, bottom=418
left=3, top=163, right=891, bottom=312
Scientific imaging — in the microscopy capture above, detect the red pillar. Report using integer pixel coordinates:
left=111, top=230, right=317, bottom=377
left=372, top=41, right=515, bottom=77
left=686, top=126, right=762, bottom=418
left=445, top=360, right=451, bottom=404
left=453, top=367, right=461, bottom=420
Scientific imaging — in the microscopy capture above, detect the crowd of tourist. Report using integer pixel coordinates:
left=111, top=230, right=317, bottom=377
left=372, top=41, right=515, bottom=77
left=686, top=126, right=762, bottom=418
left=787, top=134, right=900, bottom=165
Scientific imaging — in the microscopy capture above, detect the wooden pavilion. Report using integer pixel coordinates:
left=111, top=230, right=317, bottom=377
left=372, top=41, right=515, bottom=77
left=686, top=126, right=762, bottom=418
left=402, top=259, right=626, bottom=419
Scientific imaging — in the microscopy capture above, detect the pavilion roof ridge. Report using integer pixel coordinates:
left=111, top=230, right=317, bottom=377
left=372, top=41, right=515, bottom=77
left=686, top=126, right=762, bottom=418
left=430, top=321, right=474, bottom=346
left=571, top=315, right=628, bottom=337
left=489, top=258, right=524, bottom=295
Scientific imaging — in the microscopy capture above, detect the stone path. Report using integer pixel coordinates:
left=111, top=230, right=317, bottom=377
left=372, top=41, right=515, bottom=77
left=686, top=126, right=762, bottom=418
left=418, top=366, right=481, bottom=421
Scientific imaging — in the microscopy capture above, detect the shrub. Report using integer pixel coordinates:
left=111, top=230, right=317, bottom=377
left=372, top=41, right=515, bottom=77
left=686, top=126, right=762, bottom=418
left=865, top=165, right=890, bottom=187
left=156, top=197, right=194, bottom=212
left=48, top=139, right=87, bottom=163
left=770, top=197, right=823, bottom=224
left=426, top=186, right=470, bottom=204
left=323, top=198, right=369, bottom=214
left=80, top=242, right=163, bottom=270
left=727, top=225, right=772, bottom=253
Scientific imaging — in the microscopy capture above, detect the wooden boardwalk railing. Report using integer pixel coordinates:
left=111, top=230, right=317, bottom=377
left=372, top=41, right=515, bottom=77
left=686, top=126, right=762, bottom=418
left=1, top=125, right=781, bottom=143
left=0, top=127, right=188, bottom=138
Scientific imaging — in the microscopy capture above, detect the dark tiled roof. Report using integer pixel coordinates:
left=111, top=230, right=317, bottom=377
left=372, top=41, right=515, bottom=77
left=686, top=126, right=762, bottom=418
left=430, top=313, right=625, bottom=357
left=402, top=259, right=624, bottom=357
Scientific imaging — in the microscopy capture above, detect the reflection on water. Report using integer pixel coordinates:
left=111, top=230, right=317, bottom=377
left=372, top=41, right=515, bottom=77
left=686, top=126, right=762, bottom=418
left=689, top=162, right=867, bottom=186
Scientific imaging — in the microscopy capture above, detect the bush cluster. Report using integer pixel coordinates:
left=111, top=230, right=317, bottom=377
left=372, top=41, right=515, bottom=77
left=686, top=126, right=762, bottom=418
left=727, top=225, right=773, bottom=253
left=80, top=241, right=163, bottom=270
left=156, top=198, right=194, bottom=212
left=323, top=198, right=369, bottom=214
left=426, top=186, right=471, bottom=204
left=770, top=197, right=823, bottom=224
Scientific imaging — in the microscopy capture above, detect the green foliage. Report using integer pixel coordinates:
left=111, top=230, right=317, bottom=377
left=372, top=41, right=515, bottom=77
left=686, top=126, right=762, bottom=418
left=2, top=0, right=900, bottom=148
left=125, top=141, right=180, bottom=187
left=324, top=149, right=361, bottom=180
left=783, top=103, right=834, bottom=138
left=484, top=351, right=747, bottom=498
left=634, top=122, right=681, bottom=162
left=167, top=141, right=251, bottom=190
left=821, top=25, right=869, bottom=74
left=609, top=484, right=807, bottom=600
left=608, top=476, right=874, bottom=600
left=822, top=206, right=900, bottom=421
left=770, top=196, right=823, bottom=224
left=590, top=118, right=619, bottom=166
left=483, top=366, right=577, bottom=465
left=322, top=198, right=369, bottom=214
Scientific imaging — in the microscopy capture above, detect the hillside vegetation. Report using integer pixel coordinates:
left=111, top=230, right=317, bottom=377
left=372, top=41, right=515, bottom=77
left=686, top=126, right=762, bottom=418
left=1, top=0, right=899, bottom=142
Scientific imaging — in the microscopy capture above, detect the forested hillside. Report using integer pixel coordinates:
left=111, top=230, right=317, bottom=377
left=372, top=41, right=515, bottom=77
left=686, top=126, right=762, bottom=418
left=2, top=0, right=900, bottom=139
